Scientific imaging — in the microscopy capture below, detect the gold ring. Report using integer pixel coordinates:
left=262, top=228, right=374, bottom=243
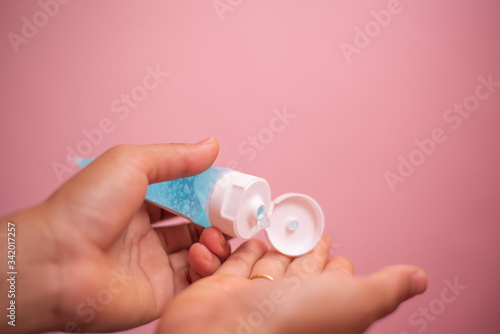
left=249, top=274, right=274, bottom=281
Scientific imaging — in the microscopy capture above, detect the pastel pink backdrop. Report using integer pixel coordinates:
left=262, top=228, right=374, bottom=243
left=1, top=1, right=499, bottom=333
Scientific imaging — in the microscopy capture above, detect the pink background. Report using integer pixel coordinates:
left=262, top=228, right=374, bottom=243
left=1, top=1, right=499, bottom=333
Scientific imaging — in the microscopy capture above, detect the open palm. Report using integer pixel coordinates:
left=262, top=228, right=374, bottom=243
left=158, top=234, right=428, bottom=334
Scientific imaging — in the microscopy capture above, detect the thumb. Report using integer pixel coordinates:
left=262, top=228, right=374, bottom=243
left=46, top=138, right=219, bottom=248
left=357, top=265, right=428, bottom=322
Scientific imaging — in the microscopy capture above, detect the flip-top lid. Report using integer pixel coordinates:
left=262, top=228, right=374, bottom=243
left=265, top=193, right=324, bottom=256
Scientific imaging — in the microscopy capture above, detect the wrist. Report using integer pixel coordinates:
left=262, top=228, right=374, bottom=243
left=0, top=206, right=62, bottom=333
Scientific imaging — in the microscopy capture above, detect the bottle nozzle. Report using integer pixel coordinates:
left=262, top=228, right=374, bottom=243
left=256, top=205, right=271, bottom=229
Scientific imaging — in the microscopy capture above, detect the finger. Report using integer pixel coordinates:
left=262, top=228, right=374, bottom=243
left=59, top=139, right=219, bottom=208
left=98, top=138, right=219, bottom=184
left=356, top=265, right=428, bottom=321
left=324, top=255, right=355, bottom=279
left=265, top=265, right=427, bottom=334
left=215, top=239, right=268, bottom=277
left=249, top=248, right=293, bottom=280
left=155, top=223, right=205, bottom=254
left=285, top=234, right=331, bottom=277
left=199, top=227, right=231, bottom=262
left=187, top=243, right=222, bottom=282
left=49, top=139, right=219, bottom=249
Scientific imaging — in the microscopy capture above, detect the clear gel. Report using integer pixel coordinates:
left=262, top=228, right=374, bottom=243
left=288, top=219, right=299, bottom=231
left=257, top=205, right=271, bottom=229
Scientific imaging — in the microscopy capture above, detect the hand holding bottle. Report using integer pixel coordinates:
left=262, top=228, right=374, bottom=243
left=0, top=138, right=228, bottom=333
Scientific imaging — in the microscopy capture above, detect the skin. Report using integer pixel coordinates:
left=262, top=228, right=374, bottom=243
left=158, top=235, right=428, bottom=334
left=0, top=138, right=428, bottom=334
left=0, top=138, right=228, bottom=333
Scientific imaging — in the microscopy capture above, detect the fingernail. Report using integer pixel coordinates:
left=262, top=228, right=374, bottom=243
left=197, top=137, right=214, bottom=145
left=410, top=269, right=428, bottom=297
left=204, top=249, right=213, bottom=262
left=220, top=233, right=226, bottom=247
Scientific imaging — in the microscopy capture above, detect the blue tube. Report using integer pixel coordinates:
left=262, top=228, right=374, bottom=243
left=146, top=166, right=232, bottom=227
left=76, top=158, right=231, bottom=228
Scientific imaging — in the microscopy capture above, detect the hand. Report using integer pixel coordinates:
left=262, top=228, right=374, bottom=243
left=0, top=139, right=231, bottom=333
left=158, top=234, right=428, bottom=334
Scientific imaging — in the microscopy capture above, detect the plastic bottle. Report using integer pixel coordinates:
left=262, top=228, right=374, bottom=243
left=78, top=160, right=324, bottom=256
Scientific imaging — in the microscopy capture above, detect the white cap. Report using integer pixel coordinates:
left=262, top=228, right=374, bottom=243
left=265, top=193, right=324, bottom=256
left=208, top=171, right=324, bottom=256
left=208, top=171, right=272, bottom=239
